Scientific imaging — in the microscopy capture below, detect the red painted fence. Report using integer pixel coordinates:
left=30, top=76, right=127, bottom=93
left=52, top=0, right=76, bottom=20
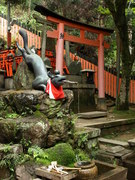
left=0, top=15, right=135, bottom=104
left=0, top=15, right=41, bottom=49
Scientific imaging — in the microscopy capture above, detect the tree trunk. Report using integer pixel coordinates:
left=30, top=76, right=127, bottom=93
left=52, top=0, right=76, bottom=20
left=28, top=0, right=31, bottom=18
left=7, top=0, right=11, bottom=48
left=116, top=29, right=121, bottom=109
left=118, top=74, right=130, bottom=110
left=104, top=0, right=134, bottom=110
left=118, top=25, right=132, bottom=110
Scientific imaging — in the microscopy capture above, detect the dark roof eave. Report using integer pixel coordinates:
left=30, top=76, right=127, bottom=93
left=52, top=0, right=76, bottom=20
left=34, top=4, right=114, bottom=34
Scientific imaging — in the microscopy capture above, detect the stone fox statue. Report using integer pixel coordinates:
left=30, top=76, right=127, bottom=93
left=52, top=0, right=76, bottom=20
left=17, top=29, right=65, bottom=91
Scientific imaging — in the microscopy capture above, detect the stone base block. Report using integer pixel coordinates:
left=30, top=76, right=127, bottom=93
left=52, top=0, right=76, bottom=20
left=97, top=98, right=107, bottom=111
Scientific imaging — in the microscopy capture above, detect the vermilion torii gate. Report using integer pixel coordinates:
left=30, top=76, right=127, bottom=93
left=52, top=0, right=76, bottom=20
left=34, top=5, right=113, bottom=109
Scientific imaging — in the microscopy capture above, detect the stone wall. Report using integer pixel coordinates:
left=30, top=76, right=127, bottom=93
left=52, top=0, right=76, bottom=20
left=0, top=89, right=75, bottom=148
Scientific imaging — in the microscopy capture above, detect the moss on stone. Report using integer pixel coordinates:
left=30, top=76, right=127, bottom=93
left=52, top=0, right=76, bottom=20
left=45, top=143, right=76, bottom=166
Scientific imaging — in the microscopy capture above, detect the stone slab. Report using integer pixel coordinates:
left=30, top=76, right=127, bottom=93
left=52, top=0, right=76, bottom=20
left=98, top=138, right=129, bottom=148
left=96, top=152, right=119, bottom=165
left=98, top=149, right=133, bottom=158
left=106, top=146, right=125, bottom=154
left=75, top=127, right=101, bottom=139
left=128, top=138, right=135, bottom=146
left=78, top=111, right=107, bottom=119
left=89, top=118, right=135, bottom=129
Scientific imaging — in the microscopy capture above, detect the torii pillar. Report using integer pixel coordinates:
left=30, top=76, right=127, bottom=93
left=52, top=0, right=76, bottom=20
left=97, top=33, right=106, bottom=110
left=56, top=23, right=64, bottom=75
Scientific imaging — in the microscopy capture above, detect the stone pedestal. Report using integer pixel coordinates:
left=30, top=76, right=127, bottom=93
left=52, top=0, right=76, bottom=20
left=5, top=77, right=13, bottom=90
left=0, top=70, right=5, bottom=88
left=97, top=98, right=107, bottom=111
left=81, top=69, right=95, bottom=84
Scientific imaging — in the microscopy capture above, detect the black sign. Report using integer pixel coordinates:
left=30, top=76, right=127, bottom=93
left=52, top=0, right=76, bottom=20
left=60, top=33, right=64, bottom=39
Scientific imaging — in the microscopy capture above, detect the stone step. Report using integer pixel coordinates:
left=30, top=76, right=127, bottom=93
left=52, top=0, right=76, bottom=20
left=78, top=111, right=107, bottom=119
left=98, top=138, right=129, bottom=148
left=96, top=148, right=133, bottom=165
left=79, top=118, right=135, bottom=136
left=128, top=138, right=135, bottom=147
left=75, top=127, right=101, bottom=150
left=75, top=127, right=101, bottom=139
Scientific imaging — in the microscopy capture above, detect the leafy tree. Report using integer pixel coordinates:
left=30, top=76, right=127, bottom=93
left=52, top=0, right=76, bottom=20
left=104, top=0, right=134, bottom=110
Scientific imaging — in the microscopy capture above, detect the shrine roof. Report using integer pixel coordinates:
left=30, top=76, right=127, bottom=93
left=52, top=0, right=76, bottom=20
left=34, top=4, right=113, bottom=35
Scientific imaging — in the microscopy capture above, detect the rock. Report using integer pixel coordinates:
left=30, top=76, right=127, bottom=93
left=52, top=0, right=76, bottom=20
left=43, top=57, right=51, bottom=67
left=0, top=89, right=73, bottom=117
left=16, top=165, right=33, bottom=180
left=68, top=61, right=82, bottom=75
left=0, top=89, right=74, bottom=147
left=13, top=61, right=34, bottom=90
left=0, top=167, right=10, bottom=179
left=47, top=116, right=74, bottom=147
left=0, top=144, right=23, bottom=159
left=74, top=127, right=101, bottom=150
left=22, top=120, right=50, bottom=147
left=0, top=117, right=49, bottom=147
left=0, top=144, right=23, bottom=179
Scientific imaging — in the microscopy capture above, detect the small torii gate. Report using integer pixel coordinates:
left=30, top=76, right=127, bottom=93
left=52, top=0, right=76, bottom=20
left=34, top=5, right=113, bottom=110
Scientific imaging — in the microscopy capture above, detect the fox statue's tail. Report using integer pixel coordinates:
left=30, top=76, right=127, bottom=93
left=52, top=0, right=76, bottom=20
left=18, top=29, right=32, bottom=54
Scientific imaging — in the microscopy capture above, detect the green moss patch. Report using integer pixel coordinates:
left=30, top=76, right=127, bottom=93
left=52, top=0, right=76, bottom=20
left=45, top=143, right=76, bottom=167
left=111, top=107, right=135, bottom=119
left=28, top=143, right=76, bottom=167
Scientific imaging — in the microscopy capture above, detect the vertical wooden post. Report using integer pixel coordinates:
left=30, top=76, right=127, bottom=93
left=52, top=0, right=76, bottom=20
left=56, top=23, right=64, bottom=74
left=41, top=22, right=47, bottom=60
left=97, top=33, right=106, bottom=110
left=65, top=41, right=71, bottom=67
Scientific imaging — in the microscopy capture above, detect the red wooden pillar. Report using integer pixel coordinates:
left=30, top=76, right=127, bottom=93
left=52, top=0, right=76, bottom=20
left=97, top=33, right=106, bottom=110
left=56, top=23, right=64, bottom=74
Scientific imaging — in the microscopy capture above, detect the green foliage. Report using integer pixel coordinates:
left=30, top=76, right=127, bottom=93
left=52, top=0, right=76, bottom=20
left=3, top=144, right=12, bottom=153
left=90, top=141, right=98, bottom=159
left=28, top=143, right=76, bottom=167
left=98, top=5, right=110, bottom=15
left=112, top=107, right=135, bottom=119
left=34, top=110, right=43, bottom=118
left=5, top=113, right=19, bottom=119
left=20, top=138, right=31, bottom=150
left=0, top=5, right=6, bottom=14
left=77, top=133, right=89, bottom=148
left=0, top=153, right=30, bottom=175
left=28, top=146, right=50, bottom=165
left=75, top=149, right=90, bottom=162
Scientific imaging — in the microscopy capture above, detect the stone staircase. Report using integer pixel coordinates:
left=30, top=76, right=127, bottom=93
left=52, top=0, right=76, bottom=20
left=76, top=110, right=135, bottom=179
